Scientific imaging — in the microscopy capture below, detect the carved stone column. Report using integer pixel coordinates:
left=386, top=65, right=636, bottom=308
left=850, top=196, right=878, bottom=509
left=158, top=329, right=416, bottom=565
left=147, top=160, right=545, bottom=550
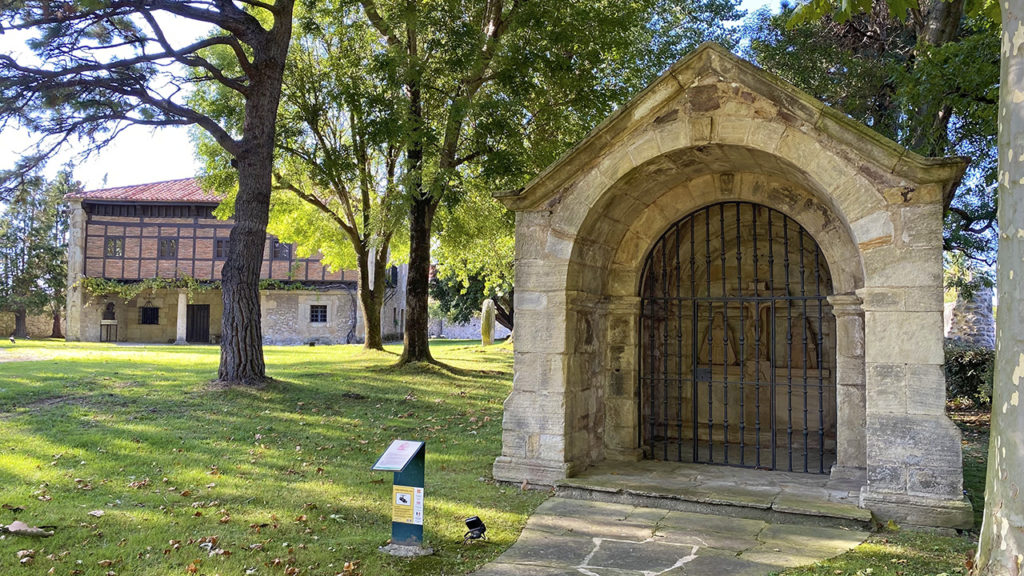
left=827, top=293, right=866, bottom=477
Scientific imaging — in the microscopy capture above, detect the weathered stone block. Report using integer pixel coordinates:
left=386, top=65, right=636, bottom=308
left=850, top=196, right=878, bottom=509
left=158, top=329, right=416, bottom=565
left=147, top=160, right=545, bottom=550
left=898, top=205, right=943, bottom=248
left=652, top=110, right=692, bottom=153
left=502, top=391, right=567, bottom=436
left=546, top=230, right=575, bottom=261
left=866, top=464, right=907, bottom=492
left=835, top=355, right=865, bottom=386
left=851, top=211, right=894, bottom=250
left=835, top=383, right=867, bottom=469
left=864, top=311, right=943, bottom=364
left=859, top=491, right=972, bottom=529
left=866, top=415, right=964, bottom=472
left=865, top=363, right=906, bottom=413
left=857, top=288, right=904, bottom=311
left=862, top=245, right=942, bottom=287
left=597, top=145, right=637, bottom=183
left=901, top=286, right=943, bottom=312
left=513, top=352, right=566, bottom=394
left=517, top=259, right=569, bottom=292
left=905, top=364, right=946, bottom=416
left=907, top=466, right=963, bottom=498
left=626, top=128, right=662, bottom=167
left=836, top=315, right=865, bottom=357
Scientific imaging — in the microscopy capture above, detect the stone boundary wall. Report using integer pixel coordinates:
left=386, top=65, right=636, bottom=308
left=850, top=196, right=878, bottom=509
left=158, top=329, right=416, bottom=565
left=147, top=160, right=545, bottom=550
left=0, top=312, right=59, bottom=339
left=428, top=316, right=511, bottom=341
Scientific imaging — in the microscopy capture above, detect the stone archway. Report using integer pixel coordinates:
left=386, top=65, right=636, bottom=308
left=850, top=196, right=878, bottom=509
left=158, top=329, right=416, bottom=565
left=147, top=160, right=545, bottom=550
left=493, top=43, right=972, bottom=529
left=639, top=201, right=837, bottom=474
left=560, top=148, right=869, bottom=483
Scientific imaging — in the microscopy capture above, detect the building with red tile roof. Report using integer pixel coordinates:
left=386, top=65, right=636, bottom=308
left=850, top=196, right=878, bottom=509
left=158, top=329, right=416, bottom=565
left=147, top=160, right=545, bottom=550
left=65, top=178, right=407, bottom=345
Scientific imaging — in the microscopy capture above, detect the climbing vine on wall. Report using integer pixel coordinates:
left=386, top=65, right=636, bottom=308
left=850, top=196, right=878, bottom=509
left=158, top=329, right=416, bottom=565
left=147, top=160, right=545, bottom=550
left=77, top=276, right=218, bottom=303
left=77, top=276, right=320, bottom=304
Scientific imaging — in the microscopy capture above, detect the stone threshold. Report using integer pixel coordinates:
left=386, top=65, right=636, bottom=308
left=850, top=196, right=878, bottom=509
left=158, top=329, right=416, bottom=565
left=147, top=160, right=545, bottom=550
left=554, top=460, right=872, bottom=531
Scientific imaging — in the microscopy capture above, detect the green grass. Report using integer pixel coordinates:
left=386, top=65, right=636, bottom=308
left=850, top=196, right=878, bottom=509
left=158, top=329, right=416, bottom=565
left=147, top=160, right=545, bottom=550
left=776, top=529, right=976, bottom=576
left=0, top=339, right=545, bottom=576
left=776, top=408, right=990, bottom=576
left=0, top=339, right=994, bottom=576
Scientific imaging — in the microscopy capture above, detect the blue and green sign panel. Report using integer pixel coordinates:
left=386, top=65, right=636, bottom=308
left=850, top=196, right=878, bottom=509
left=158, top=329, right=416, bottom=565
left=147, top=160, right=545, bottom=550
left=372, top=440, right=426, bottom=547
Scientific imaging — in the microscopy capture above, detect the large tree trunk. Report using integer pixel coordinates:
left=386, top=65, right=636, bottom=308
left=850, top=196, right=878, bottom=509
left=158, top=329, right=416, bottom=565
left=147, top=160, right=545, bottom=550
left=400, top=195, right=436, bottom=363
left=49, top=308, right=63, bottom=339
left=217, top=19, right=292, bottom=385
left=219, top=147, right=271, bottom=384
left=12, top=308, right=27, bottom=339
left=973, top=2, right=1024, bottom=572
left=357, top=246, right=388, bottom=350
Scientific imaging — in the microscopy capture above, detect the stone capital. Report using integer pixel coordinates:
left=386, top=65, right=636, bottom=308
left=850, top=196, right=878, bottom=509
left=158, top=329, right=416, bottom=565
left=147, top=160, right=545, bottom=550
left=827, top=293, right=863, bottom=316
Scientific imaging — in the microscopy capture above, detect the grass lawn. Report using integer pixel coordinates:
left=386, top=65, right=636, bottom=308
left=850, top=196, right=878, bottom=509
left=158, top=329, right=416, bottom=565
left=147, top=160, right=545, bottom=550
left=776, top=408, right=989, bottom=576
left=0, top=339, right=993, bottom=576
left=0, top=339, right=545, bottom=576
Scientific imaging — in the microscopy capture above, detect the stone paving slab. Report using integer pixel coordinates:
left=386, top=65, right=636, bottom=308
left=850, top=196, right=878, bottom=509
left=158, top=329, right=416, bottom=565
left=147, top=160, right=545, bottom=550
left=554, top=461, right=870, bottom=529
left=471, top=497, right=868, bottom=576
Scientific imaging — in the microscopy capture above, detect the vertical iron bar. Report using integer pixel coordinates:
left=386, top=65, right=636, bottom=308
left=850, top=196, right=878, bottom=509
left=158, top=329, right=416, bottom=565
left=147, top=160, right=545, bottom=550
left=753, top=206, right=761, bottom=468
left=662, top=232, right=670, bottom=461
left=737, top=204, right=746, bottom=466
left=800, top=228, right=809, bottom=473
left=705, top=207, right=713, bottom=463
left=768, top=209, right=777, bottom=470
left=676, top=222, right=684, bottom=462
left=690, top=215, right=699, bottom=464
left=816, top=245, right=826, bottom=473
left=648, top=258, right=659, bottom=456
left=783, top=217, right=793, bottom=472
left=720, top=204, right=729, bottom=464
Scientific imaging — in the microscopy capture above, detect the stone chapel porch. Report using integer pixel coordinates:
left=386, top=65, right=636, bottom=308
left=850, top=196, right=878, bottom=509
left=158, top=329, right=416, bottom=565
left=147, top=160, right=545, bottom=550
left=492, top=44, right=973, bottom=529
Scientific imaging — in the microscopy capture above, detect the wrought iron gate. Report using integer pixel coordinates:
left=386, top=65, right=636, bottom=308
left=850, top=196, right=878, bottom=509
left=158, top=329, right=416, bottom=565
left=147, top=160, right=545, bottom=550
left=639, top=202, right=836, bottom=474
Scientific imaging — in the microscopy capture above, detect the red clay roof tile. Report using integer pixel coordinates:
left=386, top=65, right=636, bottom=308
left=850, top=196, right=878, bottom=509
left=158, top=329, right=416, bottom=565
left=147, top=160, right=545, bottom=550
left=68, top=177, right=223, bottom=203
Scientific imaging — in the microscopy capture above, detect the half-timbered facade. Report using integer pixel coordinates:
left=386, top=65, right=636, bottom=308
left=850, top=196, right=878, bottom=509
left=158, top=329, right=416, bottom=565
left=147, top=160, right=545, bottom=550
left=65, top=178, right=406, bottom=344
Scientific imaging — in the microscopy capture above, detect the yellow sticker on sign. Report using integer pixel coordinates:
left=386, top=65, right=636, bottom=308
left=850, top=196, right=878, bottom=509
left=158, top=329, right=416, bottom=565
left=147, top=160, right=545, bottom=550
left=392, top=485, right=424, bottom=525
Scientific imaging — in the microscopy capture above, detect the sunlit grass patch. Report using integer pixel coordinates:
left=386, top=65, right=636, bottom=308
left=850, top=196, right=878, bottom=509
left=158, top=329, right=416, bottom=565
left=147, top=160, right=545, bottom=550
left=0, top=339, right=545, bottom=576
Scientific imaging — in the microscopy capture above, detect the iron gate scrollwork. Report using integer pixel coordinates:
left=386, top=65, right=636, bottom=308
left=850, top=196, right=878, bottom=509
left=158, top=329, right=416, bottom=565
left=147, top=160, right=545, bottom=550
left=639, top=202, right=837, bottom=474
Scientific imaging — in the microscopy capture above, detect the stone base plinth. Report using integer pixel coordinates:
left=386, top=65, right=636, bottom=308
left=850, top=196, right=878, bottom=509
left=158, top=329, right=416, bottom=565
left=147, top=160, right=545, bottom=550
left=860, top=489, right=973, bottom=530
left=493, top=456, right=571, bottom=487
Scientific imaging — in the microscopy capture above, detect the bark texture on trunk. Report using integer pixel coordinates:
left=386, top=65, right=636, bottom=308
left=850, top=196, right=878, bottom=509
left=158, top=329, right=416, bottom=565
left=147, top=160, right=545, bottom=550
left=50, top=308, right=63, bottom=339
left=973, top=2, right=1024, bottom=572
left=217, top=16, right=292, bottom=385
left=13, top=308, right=27, bottom=339
left=400, top=195, right=436, bottom=363
left=357, top=247, right=388, bottom=350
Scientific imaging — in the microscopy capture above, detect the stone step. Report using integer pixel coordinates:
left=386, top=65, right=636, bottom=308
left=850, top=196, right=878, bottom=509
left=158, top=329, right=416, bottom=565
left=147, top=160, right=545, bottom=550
left=553, top=468, right=873, bottom=531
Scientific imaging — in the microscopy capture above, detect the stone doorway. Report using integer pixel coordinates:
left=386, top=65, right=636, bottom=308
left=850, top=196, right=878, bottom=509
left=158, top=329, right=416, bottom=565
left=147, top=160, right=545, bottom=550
left=639, top=202, right=836, bottom=473
left=491, top=43, right=973, bottom=529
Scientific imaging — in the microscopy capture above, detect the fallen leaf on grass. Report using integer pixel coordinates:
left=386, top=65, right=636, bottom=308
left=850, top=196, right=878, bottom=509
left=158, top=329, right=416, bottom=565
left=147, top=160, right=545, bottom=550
left=2, top=503, right=25, bottom=513
left=88, top=510, right=105, bottom=517
left=3, top=521, right=55, bottom=537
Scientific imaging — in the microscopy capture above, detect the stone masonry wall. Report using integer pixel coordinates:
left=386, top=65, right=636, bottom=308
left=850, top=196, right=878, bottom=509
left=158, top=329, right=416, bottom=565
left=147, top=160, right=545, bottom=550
left=0, top=312, right=59, bottom=339
left=944, top=286, right=996, bottom=349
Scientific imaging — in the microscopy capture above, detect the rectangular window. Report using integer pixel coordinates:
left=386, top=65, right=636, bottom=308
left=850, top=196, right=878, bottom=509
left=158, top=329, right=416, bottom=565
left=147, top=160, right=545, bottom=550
left=139, top=307, right=159, bottom=325
left=272, top=239, right=290, bottom=259
left=309, top=304, right=328, bottom=323
left=215, top=238, right=230, bottom=259
left=105, top=237, right=124, bottom=257
left=158, top=238, right=178, bottom=259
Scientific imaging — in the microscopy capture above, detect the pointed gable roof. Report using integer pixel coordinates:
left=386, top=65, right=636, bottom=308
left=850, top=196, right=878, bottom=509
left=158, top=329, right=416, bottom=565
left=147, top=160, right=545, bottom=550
left=496, top=42, right=966, bottom=211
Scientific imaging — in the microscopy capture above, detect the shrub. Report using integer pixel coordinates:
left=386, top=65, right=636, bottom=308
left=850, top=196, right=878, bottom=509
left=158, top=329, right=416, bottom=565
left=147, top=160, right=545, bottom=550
left=944, top=340, right=995, bottom=406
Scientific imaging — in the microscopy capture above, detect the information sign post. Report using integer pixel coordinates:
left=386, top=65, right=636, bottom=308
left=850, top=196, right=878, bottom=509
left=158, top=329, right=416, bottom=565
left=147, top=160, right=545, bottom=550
left=372, top=439, right=430, bottom=555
